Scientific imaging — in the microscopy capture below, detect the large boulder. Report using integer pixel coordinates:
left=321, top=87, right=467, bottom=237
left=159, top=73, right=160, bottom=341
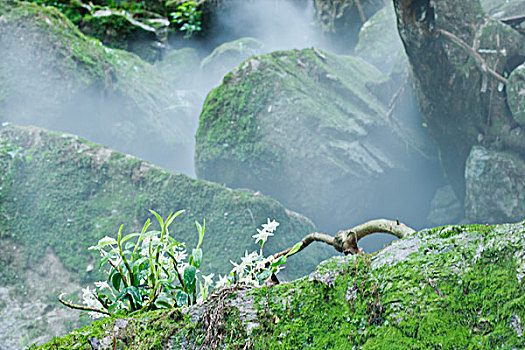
left=481, top=0, right=525, bottom=19
left=0, top=125, right=325, bottom=348
left=78, top=8, right=168, bottom=63
left=313, top=0, right=386, bottom=53
left=508, top=63, right=525, bottom=128
left=36, top=221, right=525, bottom=349
left=465, top=146, right=525, bottom=223
left=200, top=37, right=265, bottom=86
left=355, top=2, right=405, bottom=74
left=0, top=0, right=196, bottom=175
left=392, top=0, right=525, bottom=202
left=195, top=48, right=443, bottom=235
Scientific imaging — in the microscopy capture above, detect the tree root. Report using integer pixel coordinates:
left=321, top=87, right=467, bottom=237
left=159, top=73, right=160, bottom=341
left=273, top=219, right=415, bottom=259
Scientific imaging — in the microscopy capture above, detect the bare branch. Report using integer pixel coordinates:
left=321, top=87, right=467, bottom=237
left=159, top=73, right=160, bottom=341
left=58, top=293, right=110, bottom=316
left=273, top=232, right=334, bottom=259
left=273, top=219, right=415, bottom=259
left=438, top=29, right=507, bottom=85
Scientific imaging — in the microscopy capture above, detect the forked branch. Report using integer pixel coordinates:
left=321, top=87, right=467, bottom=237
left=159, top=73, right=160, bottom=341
left=273, top=219, right=415, bottom=259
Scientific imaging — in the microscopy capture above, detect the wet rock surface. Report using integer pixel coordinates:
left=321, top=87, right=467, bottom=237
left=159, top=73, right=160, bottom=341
left=465, top=146, right=525, bottom=223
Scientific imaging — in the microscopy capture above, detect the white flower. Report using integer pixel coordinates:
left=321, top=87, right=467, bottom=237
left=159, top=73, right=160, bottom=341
left=173, top=248, right=187, bottom=263
left=82, top=286, right=104, bottom=319
left=94, top=281, right=111, bottom=291
left=255, top=256, right=273, bottom=271
left=239, top=274, right=258, bottom=286
left=241, top=250, right=259, bottom=267
left=252, top=227, right=274, bottom=244
left=215, top=274, right=230, bottom=288
left=262, top=218, right=279, bottom=233
left=230, top=259, right=246, bottom=277
left=202, top=273, right=215, bottom=287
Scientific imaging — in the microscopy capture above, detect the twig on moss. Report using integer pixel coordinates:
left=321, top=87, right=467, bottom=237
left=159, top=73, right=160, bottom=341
left=426, top=277, right=445, bottom=297
left=274, top=219, right=415, bottom=259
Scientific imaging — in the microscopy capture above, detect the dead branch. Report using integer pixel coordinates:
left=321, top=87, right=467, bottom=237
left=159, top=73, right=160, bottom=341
left=273, top=219, right=415, bottom=259
left=58, top=293, right=110, bottom=316
left=438, top=29, right=508, bottom=86
left=386, top=74, right=409, bottom=122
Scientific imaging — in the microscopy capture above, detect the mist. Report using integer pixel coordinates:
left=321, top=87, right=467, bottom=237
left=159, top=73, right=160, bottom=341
left=0, top=0, right=449, bottom=255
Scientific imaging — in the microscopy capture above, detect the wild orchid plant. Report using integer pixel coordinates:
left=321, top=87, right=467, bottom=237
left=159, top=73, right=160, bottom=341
left=60, top=212, right=299, bottom=318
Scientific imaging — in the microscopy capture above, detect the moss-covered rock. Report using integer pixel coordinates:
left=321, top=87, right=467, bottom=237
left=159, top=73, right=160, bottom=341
left=508, top=63, right=525, bottom=128
left=313, top=0, right=385, bottom=53
left=195, top=48, right=442, bottom=233
left=0, top=125, right=326, bottom=348
left=481, top=0, right=525, bottom=18
left=355, top=2, right=404, bottom=74
left=78, top=8, right=167, bottom=63
left=34, top=221, right=525, bottom=349
left=155, top=47, right=201, bottom=88
left=200, top=37, right=265, bottom=85
left=0, top=0, right=196, bottom=174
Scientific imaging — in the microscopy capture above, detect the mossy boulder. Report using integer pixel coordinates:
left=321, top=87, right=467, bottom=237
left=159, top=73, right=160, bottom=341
left=481, top=0, right=525, bottom=18
left=0, top=0, right=195, bottom=174
left=78, top=8, right=167, bottom=63
left=35, top=221, right=525, bottom=349
left=200, top=37, right=265, bottom=85
left=355, top=2, right=405, bottom=74
left=195, top=48, right=442, bottom=234
left=313, top=0, right=386, bottom=53
left=0, top=125, right=326, bottom=348
left=508, top=63, right=525, bottom=128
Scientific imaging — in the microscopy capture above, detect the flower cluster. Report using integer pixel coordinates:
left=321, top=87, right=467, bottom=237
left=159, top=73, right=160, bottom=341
left=66, top=214, right=295, bottom=319
left=213, top=218, right=286, bottom=289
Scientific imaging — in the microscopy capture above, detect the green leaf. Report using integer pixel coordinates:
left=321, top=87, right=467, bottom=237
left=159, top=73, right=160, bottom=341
left=112, top=272, right=122, bottom=291
left=165, top=209, right=184, bottom=228
left=195, top=220, right=205, bottom=250
left=270, top=256, right=287, bottom=267
left=183, top=266, right=197, bottom=292
left=286, top=242, right=303, bottom=257
left=90, top=236, right=117, bottom=249
left=150, top=210, right=164, bottom=228
left=155, top=299, right=173, bottom=309
left=121, top=232, right=142, bottom=244
left=258, top=269, right=271, bottom=282
left=117, top=286, right=142, bottom=310
left=175, top=290, right=189, bottom=307
left=190, top=248, right=202, bottom=268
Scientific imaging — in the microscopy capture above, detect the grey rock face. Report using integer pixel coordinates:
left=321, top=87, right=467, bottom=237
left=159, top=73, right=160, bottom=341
left=427, top=185, right=464, bottom=226
left=465, top=146, right=525, bottom=223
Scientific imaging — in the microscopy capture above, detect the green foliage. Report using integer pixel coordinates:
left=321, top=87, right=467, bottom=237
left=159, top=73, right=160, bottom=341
left=69, top=210, right=210, bottom=317
left=169, top=0, right=202, bottom=38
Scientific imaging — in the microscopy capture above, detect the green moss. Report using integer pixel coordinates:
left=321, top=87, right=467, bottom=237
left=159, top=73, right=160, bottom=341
left=0, top=0, right=194, bottom=172
left=36, top=222, right=525, bottom=349
left=0, top=126, right=320, bottom=284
